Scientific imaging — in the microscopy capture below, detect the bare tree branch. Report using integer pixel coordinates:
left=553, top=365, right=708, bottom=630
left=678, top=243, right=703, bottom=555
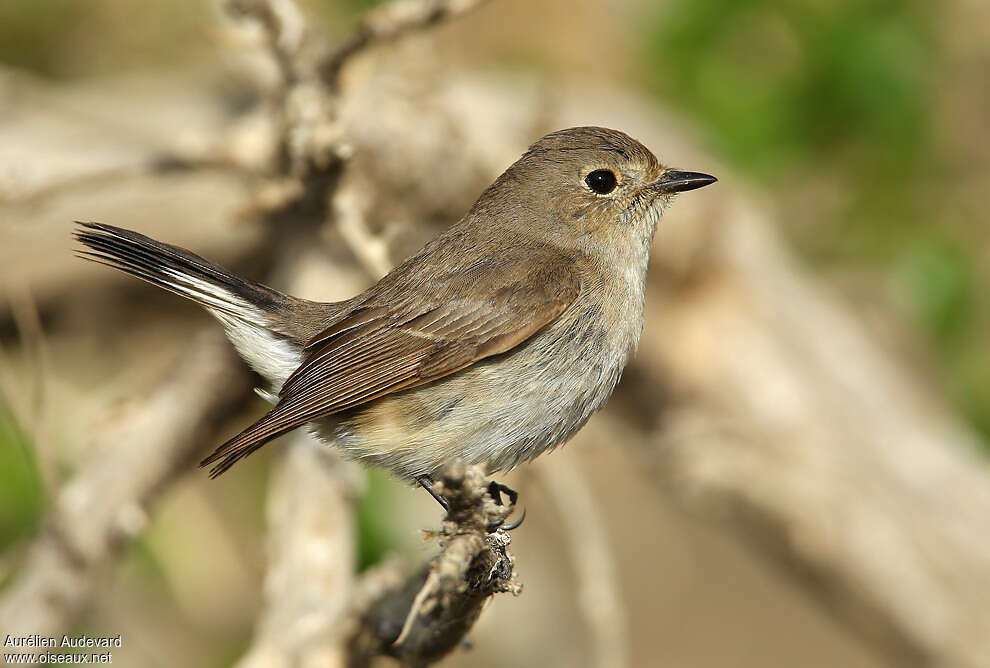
left=235, top=435, right=361, bottom=668
left=225, top=0, right=343, bottom=177
left=220, top=3, right=518, bottom=664
left=0, top=331, right=250, bottom=637
left=322, top=0, right=490, bottom=86
left=347, top=461, right=519, bottom=668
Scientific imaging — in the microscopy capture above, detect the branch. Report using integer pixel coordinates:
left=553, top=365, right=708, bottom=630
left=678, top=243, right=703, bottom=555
left=348, top=461, right=519, bottom=667
left=235, top=434, right=360, bottom=668
left=322, top=0, right=490, bottom=86
left=225, top=0, right=343, bottom=176
left=225, top=2, right=519, bottom=663
left=0, top=331, right=250, bottom=637
left=227, top=0, right=311, bottom=86
left=223, top=0, right=490, bottom=180
left=632, top=188, right=990, bottom=668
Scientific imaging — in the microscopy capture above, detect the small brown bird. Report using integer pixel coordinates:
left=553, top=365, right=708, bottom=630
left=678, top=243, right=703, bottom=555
left=76, top=126, right=715, bottom=502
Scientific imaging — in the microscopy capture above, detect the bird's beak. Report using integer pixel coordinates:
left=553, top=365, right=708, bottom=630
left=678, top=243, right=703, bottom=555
left=652, top=170, right=718, bottom=194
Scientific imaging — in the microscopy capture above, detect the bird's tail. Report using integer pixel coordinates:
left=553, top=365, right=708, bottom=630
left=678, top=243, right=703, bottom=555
left=75, top=222, right=282, bottom=324
left=74, top=222, right=303, bottom=388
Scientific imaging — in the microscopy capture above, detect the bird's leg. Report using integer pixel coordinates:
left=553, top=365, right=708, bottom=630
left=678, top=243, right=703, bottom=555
left=486, top=480, right=526, bottom=531
left=417, top=475, right=449, bottom=511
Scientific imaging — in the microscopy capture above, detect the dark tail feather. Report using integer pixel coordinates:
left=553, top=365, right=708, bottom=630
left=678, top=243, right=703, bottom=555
left=74, top=221, right=286, bottom=323
left=77, top=222, right=315, bottom=477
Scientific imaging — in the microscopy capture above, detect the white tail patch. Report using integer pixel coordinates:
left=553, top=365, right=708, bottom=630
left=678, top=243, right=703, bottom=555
left=212, top=312, right=302, bottom=391
left=161, top=269, right=268, bottom=325
left=156, top=268, right=301, bottom=389
left=76, top=223, right=303, bottom=391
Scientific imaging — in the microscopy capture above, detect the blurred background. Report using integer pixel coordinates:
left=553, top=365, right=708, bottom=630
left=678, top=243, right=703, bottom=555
left=1, top=0, right=988, bottom=666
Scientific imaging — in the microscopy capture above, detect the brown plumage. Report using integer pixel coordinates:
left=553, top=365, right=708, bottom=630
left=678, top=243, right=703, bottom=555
left=76, top=126, right=716, bottom=482
left=201, top=241, right=580, bottom=475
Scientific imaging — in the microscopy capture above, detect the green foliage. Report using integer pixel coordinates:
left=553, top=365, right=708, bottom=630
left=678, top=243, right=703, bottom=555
left=644, top=0, right=990, bottom=446
left=336, top=0, right=383, bottom=9
left=897, top=240, right=974, bottom=347
left=355, top=469, right=401, bottom=571
left=643, top=0, right=939, bottom=269
left=644, top=0, right=933, bottom=178
left=0, top=0, right=82, bottom=77
left=0, top=402, right=45, bottom=552
left=959, top=356, right=990, bottom=444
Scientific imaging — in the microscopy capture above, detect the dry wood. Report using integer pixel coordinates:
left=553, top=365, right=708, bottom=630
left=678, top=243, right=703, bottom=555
left=219, top=2, right=523, bottom=665
left=634, top=199, right=990, bottom=668
left=0, top=332, right=250, bottom=638
left=234, top=435, right=360, bottom=668
left=347, top=461, right=519, bottom=668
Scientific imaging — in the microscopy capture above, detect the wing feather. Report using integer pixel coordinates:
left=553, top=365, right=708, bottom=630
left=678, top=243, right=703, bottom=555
left=200, top=253, right=580, bottom=477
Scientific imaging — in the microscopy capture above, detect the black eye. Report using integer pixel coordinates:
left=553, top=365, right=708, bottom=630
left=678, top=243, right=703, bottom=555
left=585, top=169, right=617, bottom=195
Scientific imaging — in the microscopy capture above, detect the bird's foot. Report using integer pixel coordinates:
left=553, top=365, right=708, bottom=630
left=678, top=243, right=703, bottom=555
left=487, top=481, right=518, bottom=507
left=486, top=480, right=526, bottom=532
left=418, top=475, right=525, bottom=531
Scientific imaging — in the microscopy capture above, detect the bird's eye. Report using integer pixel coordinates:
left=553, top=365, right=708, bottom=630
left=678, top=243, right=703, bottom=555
left=585, top=169, right=618, bottom=195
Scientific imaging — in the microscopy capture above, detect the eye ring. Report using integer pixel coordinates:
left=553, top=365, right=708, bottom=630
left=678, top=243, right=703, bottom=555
left=584, top=169, right=618, bottom=195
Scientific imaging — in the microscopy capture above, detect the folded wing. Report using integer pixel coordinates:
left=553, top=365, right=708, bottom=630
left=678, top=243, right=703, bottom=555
left=200, top=255, right=580, bottom=476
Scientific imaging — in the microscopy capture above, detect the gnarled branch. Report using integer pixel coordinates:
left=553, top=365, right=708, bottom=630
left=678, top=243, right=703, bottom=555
left=348, top=461, right=519, bottom=667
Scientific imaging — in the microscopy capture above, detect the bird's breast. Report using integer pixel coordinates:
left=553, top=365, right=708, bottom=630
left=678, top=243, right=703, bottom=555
left=322, top=250, right=651, bottom=479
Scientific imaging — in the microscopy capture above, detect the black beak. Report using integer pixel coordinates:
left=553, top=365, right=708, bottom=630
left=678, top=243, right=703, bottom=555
left=653, top=170, right=717, bottom=194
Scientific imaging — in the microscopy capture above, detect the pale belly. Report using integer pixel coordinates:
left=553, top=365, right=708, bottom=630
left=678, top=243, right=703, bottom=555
left=313, top=306, right=630, bottom=480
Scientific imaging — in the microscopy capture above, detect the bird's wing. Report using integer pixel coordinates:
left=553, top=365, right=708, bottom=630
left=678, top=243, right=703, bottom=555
left=200, top=254, right=580, bottom=476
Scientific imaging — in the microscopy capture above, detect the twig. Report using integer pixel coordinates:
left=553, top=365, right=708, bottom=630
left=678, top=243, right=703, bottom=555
left=0, top=331, right=250, bottom=637
left=225, top=0, right=344, bottom=176
left=227, top=0, right=310, bottom=86
left=348, top=461, right=520, bottom=667
left=235, top=433, right=361, bottom=668
left=321, top=0, right=491, bottom=86
left=224, top=0, right=489, bottom=182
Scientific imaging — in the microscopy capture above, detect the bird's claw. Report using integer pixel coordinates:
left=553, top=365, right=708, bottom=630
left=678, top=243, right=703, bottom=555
left=486, top=481, right=525, bottom=532
left=419, top=476, right=525, bottom=531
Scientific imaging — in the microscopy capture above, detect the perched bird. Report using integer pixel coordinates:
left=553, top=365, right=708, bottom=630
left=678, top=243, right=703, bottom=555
left=76, top=126, right=715, bottom=503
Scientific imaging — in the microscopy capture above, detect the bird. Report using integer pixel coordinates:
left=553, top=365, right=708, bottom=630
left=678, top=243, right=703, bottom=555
left=75, top=126, right=715, bottom=506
